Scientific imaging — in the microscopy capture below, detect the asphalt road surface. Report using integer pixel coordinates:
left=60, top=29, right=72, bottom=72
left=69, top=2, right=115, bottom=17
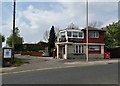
left=2, top=63, right=118, bottom=84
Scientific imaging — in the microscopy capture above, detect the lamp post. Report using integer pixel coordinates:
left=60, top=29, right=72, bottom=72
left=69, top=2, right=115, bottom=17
left=86, top=0, right=89, bottom=61
left=12, top=0, right=16, bottom=59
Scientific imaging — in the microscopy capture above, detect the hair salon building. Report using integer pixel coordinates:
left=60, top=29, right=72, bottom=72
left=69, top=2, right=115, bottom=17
left=55, top=26, right=106, bottom=59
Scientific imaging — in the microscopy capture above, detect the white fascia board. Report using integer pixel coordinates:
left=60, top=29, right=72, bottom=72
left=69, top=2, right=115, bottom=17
left=59, top=30, right=67, bottom=33
left=87, top=43, right=105, bottom=45
left=66, top=29, right=82, bottom=32
left=56, top=42, right=105, bottom=45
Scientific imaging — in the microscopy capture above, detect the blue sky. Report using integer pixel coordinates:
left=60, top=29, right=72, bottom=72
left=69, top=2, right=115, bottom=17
left=1, top=0, right=119, bottom=45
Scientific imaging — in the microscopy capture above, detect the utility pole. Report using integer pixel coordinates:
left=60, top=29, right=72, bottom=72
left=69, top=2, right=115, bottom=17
left=12, top=0, right=16, bottom=59
left=86, top=0, right=89, bottom=61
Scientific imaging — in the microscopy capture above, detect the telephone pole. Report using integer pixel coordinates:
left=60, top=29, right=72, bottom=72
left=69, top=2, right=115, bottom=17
left=12, top=0, right=16, bottom=59
left=86, top=0, right=89, bottom=61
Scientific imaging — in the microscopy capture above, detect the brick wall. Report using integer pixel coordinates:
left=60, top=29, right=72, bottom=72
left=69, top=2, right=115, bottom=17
left=21, top=52, right=43, bottom=57
left=83, top=31, right=105, bottom=43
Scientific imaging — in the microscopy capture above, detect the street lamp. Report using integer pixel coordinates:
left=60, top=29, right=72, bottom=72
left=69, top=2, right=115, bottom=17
left=86, top=0, right=89, bottom=61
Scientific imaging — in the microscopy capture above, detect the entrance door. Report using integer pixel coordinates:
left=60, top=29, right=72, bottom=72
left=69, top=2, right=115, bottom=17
left=62, top=47, right=66, bottom=59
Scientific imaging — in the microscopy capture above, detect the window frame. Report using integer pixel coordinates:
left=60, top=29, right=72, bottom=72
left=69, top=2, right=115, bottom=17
left=79, top=32, right=83, bottom=37
left=61, top=32, right=65, bottom=38
left=67, top=31, right=84, bottom=38
left=67, top=31, right=72, bottom=37
left=73, top=32, right=78, bottom=37
left=89, top=45, right=100, bottom=51
left=89, top=31, right=99, bottom=38
left=74, top=45, right=84, bottom=53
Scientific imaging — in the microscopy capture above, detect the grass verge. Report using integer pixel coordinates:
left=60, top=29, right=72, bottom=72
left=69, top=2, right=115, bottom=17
left=11, top=58, right=24, bottom=67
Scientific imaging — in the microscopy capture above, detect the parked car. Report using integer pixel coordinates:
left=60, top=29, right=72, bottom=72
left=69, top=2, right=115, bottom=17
left=42, top=52, right=49, bottom=57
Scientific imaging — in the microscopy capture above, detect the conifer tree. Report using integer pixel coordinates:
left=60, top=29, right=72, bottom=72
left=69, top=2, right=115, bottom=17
left=48, top=26, right=56, bottom=56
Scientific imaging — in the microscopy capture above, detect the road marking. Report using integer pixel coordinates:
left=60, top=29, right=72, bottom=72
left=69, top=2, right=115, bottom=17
left=1, top=65, right=87, bottom=75
left=64, top=60, right=118, bottom=65
left=0, top=67, right=16, bottom=73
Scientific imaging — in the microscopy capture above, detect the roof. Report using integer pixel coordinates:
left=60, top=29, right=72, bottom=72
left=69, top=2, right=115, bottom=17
left=59, top=28, right=80, bottom=31
left=81, top=26, right=106, bottom=32
left=2, top=46, right=13, bottom=49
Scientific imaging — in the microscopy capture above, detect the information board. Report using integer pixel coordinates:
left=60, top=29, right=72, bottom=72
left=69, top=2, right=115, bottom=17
left=4, top=49, right=12, bottom=58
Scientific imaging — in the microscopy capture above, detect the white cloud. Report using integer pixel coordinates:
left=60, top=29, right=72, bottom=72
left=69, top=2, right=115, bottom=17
left=15, top=3, right=86, bottom=43
left=2, top=19, right=12, bottom=38
left=2, top=2, right=118, bottom=43
left=2, top=0, right=120, bottom=2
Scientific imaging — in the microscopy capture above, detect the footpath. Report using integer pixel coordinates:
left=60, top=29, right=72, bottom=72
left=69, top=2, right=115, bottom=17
left=0, top=55, right=119, bottom=75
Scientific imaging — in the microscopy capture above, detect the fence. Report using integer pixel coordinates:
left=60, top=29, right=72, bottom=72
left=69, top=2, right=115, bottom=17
left=105, top=47, right=120, bottom=58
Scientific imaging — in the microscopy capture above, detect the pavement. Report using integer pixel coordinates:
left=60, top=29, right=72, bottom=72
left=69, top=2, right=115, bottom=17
left=0, top=55, right=119, bottom=75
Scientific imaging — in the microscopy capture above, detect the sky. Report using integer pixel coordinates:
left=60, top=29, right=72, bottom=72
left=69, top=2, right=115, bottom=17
left=1, top=0, right=119, bottom=46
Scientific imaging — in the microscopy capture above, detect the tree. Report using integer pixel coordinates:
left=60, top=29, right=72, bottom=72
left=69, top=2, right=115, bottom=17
left=0, top=34, right=5, bottom=48
left=43, top=30, right=49, bottom=42
left=104, top=21, right=120, bottom=48
left=0, top=34, right=5, bottom=42
left=48, top=26, right=56, bottom=56
left=6, top=27, right=24, bottom=47
left=43, top=27, right=59, bottom=42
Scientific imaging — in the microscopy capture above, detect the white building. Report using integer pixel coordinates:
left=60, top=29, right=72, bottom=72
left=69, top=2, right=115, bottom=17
left=55, top=24, right=106, bottom=59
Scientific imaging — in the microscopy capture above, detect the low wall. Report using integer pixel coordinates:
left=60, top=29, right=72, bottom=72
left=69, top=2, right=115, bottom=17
left=89, top=54, right=104, bottom=59
left=67, top=53, right=104, bottom=59
left=21, top=52, right=43, bottom=57
left=68, top=53, right=86, bottom=59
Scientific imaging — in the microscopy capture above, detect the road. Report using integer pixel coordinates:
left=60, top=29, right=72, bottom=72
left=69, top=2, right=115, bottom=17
left=2, top=63, right=118, bottom=84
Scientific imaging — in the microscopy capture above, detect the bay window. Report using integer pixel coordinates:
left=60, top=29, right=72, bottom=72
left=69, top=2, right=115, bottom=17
left=73, top=32, right=78, bottom=37
left=67, top=31, right=71, bottom=37
left=79, top=32, right=83, bottom=37
left=61, top=32, right=65, bottom=37
left=67, top=31, right=83, bottom=38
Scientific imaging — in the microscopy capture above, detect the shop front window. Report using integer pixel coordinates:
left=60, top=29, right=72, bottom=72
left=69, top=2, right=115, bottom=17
left=89, top=45, right=100, bottom=51
left=74, top=45, right=84, bottom=53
